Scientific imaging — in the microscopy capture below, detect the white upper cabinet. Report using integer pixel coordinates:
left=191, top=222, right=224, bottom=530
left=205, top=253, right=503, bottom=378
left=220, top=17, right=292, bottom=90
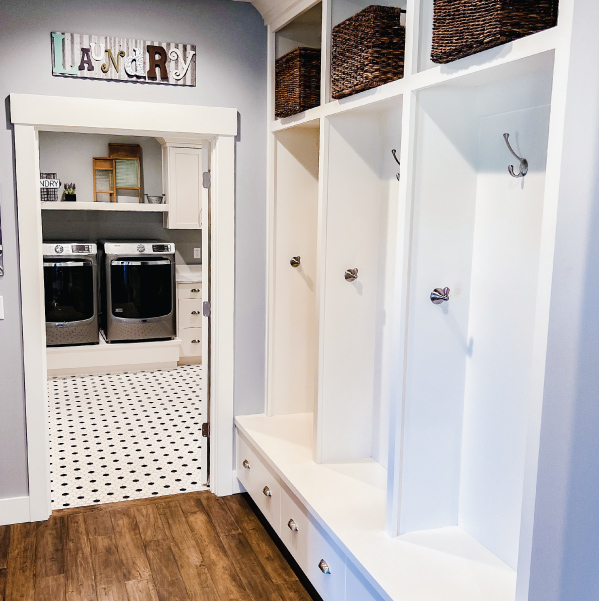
left=162, top=143, right=204, bottom=229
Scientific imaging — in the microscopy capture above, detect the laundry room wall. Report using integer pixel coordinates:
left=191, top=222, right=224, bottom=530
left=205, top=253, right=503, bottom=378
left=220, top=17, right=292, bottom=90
left=0, top=0, right=267, bottom=500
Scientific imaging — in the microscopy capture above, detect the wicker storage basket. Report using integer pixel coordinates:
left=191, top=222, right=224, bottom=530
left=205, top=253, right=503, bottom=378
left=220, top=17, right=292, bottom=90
left=275, top=47, right=321, bottom=119
left=331, top=5, right=405, bottom=100
left=431, top=0, right=559, bottom=64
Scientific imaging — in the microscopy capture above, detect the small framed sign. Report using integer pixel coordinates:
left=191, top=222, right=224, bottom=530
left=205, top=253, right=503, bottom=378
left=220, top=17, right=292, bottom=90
left=51, top=32, right=196, bottom=86
left=40, top=173, right=61, bottom=202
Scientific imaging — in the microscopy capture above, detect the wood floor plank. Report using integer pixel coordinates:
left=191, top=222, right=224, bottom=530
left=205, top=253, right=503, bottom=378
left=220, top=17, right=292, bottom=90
left=34, top=574, right=66, bottom=601
left=65, top=514, right=97, bottom=601
left=0, top=527, right=10, bottom=570
left=224, top=496, right=297, bottom=585
left=220, top=533, right=284, bottom=601
left=144, top=540, right=189, bottom=601
left=0, top=568, right=6, bottom=601
left=132, top=506, right=168, bottom=544
left=36, top=516, right=65, bottom=579
left=155, top=503, right=204, bottom=566
left=274, top=581, right=313, bottom=601
left=85, top=513, right=113, bottom=539
left=109, top=509, right=151, bottom=582
left=124, top=580, right=160, bottom=601
left=184, top=509, right=250, bottom=601
left=4, top=522, right=37, bottom=601
left=199, top=494, right=241, bottom=537
left=88, top=536, right=127, bottom=601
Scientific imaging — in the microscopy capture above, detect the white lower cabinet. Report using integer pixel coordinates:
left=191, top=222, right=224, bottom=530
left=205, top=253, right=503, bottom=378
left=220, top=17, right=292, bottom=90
left=236, top=434, right=281, bottom=535
left=237, top=430, right=381, bottom=601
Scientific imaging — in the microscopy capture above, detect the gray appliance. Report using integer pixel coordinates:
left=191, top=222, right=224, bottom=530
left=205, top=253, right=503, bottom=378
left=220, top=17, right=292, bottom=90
left=43, top=242, right=99, bottom=346
left=99, top=241, right=176, bottom=343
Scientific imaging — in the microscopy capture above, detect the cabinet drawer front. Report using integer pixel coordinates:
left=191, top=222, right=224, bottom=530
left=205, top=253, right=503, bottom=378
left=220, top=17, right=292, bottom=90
left=280, top=485, right=311, bottom=570
left=306, top=520, right=346, bottom=601
left=177, top=282, right=202, bottom=299
left=179, top=329, right=202, bottom=358
left=345, top=565, right=383, bottom=601
left=236, top=434, right=281, bottom=534
left=179, top=298, right=203, bottom=329
left=281, top=485, right=345, bottom=601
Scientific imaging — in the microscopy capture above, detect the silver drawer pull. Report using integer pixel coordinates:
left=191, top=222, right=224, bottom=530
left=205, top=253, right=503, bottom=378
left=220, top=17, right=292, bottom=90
left=242, top=459, right=250, bottom=469
left=191, top=310, right=201, bottom=315
left=191, top=288, right=200, bottom=293
left=287, top=519, right=298, bottom=532
left=262, top=486, right=272, bottom=497
left=318, top=559, right=331, bottom=574
left=191, top=340, right=200, bottom=344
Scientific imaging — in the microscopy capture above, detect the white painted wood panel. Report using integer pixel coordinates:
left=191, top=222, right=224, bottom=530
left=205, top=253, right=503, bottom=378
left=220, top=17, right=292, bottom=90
left=178, top=298, right=203, bottom=329
left=271, top=127, right=320, bottom=415
left=459, top=102, right=551, bottom=571
left=319, top=104, right=401, bottom=465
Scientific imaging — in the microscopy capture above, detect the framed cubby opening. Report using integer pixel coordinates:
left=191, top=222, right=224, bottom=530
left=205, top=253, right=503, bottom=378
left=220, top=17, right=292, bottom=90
left=395, top=61, right=555, bottom=572
left=317, top=97, right=403, bottom=467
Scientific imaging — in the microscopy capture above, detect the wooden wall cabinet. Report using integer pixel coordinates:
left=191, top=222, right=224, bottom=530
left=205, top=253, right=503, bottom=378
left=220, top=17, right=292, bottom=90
left=161, top=143, right=204, bottom=229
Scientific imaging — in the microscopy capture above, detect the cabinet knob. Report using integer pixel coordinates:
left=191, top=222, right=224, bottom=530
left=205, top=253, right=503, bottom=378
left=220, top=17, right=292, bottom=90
left=290, top=256, right=301, bottom=268
left=191, top=288, right=200, bottom=293
left=318, top=559, right=331, bottom=574
left=242, top=459, right=250, bottom=469
left=287, top=519, right=298, bottom=532
left=262, top=486, right=272, bottom=497
left=345, top=268, right=358, bottom=282
left=191, top=310, right=201, bottom=315
left=191, top=340, right=200, bottom=344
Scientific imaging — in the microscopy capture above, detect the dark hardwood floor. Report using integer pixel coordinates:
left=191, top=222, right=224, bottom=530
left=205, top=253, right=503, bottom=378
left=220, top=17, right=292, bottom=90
left=0, top=492, right=314, bottom=601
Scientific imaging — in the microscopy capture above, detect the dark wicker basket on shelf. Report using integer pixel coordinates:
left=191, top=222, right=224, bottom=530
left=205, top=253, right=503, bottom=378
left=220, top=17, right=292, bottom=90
left=431, top=0, right=559, bottom=64
left=275, top=47, right=321, bottom=119
left=331, top=5, right=405, bottom=100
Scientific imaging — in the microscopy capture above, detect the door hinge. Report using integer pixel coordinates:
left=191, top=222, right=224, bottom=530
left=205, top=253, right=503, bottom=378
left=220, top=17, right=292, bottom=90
left=203, top=301, right=211, bottom=317
left=202, top=422, right=210, bottom=438
left=202, top=171, right=211, bottom=189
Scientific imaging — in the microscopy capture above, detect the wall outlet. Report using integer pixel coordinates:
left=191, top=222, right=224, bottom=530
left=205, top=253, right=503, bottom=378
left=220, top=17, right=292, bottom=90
left=194, top=248, right=201, bottom=259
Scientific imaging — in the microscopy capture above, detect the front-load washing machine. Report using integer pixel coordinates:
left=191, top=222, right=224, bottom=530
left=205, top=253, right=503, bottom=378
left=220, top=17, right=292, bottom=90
left=99, top=241, right=176, bottom=342
left=43, top=242, right=99, bottom=346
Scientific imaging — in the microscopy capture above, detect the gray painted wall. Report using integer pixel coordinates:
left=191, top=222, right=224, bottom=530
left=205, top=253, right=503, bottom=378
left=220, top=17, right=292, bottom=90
left=0, top=0, right=266, bottom=499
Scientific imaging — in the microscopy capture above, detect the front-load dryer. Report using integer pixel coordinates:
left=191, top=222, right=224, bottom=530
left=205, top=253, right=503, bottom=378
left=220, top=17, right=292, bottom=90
left=43, top=242, right=99, bottom=346
left=99, top=241, right=176, bottom=343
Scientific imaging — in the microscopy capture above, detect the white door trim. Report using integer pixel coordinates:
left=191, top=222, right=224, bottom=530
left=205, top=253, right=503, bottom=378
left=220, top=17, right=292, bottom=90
left=10, top=93, right=237, bottom=523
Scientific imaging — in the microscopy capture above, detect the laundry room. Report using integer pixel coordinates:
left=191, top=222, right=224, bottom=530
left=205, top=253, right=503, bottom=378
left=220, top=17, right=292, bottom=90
left=38, top=130, right=208, bottom=508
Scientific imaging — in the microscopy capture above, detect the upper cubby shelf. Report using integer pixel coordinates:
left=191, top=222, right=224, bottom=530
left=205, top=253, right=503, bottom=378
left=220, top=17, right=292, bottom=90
left=271, top=0, right=560, bottom=132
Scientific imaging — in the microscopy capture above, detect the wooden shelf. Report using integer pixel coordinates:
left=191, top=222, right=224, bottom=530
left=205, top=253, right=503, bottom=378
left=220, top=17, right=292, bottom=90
left=41, top=202, right=169, bottom=212
left=236, top=413, right=515, bottom=601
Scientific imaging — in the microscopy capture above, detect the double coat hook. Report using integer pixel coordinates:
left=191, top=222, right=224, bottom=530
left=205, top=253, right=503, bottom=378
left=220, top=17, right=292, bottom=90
left=392, top=149, right=400, bottom=181
left=503, top=133, right=528, bottom=178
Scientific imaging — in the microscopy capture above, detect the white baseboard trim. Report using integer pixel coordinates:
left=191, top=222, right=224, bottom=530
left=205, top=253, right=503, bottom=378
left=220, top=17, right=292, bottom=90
left=232, top=471, right=246, bottom=494
left=0, top=496, right=30, bottom=526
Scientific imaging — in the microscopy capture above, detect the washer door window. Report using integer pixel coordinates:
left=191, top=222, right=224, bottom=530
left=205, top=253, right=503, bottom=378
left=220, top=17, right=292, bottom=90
left=111, top=259, right=172, bottom=319
left=44, top=260, right=95, bottom=323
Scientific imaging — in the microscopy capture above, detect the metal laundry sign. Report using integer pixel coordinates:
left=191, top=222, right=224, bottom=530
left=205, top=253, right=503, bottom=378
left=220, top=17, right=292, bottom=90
left=51, top=32, right=196, bottom=86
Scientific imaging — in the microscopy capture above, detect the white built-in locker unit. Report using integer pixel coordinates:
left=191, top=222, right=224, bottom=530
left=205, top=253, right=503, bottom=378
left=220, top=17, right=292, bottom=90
left=235, top=0, right=584, bottom=600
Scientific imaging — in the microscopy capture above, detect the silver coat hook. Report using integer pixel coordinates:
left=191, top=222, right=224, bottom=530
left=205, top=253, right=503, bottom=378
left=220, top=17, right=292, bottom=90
left=345, top=268, right=358, bottom=282
left=503, top=133, right=528, bottom=178
left=392, top=149, right=400, bottom=181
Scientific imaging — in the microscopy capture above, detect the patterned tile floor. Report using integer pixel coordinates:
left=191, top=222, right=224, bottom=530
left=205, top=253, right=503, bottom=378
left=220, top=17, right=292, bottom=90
left=48, top=365, right=208, bottom=509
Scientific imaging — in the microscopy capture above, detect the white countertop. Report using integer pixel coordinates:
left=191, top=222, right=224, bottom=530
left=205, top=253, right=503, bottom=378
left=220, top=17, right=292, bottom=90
left=176, top=264, right=203, bottom=283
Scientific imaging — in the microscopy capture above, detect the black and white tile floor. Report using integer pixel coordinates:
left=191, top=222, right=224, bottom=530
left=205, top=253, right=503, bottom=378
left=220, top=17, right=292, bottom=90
left=48, top=365, right=208, bottom=509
